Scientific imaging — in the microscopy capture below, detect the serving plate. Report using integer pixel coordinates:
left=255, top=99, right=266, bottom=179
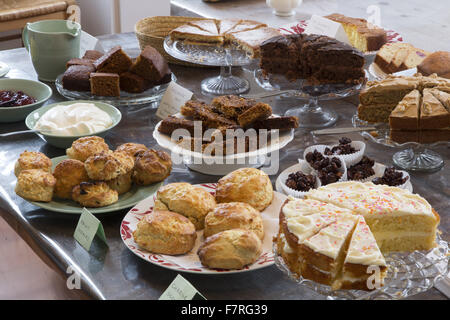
left=55, top=73, right=176, bottom=106
left=121, top=183, right=287, bottom=274
left=29, top=156, right=163, bottom=214
left=153, top=113, right=295, bottom=175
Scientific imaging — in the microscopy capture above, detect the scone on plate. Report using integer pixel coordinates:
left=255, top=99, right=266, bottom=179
left=204, top=202, right=264, bottom=240
left=15, top=169, right=56, bottom=202
left=72, top=181, right=118, bottom=207
left=155, top=182, right=216, bottom=230
left=197, top=229, right=262, bottom=270
left=84, top=151, right=130, bottom=181
left=133, top=210, right=197, bottom=255
left=53, top=159, right=89, bottom=199
left=215, top=167, right=273, bottom=211
left=115, top=143, right=148, bottom=160
left=66, top=136, right=110, bottom=162
left=107, top=171, right=133, bottom=195
left=132, top=149, right=172, bottom=186
left=14, top=150, right=52, bottom=177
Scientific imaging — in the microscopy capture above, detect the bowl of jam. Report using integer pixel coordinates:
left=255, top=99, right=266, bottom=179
left=0, top=78, right=52, bottom=122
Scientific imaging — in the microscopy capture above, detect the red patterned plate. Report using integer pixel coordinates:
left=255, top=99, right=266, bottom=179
left=120, top=183, right=287, bottom=274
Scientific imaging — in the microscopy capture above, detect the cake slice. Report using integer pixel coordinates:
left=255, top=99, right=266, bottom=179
left=226, top=27, right=282, bottom=58
left=358, top=103, right=398, bottom=123
left=217, top=19, right=242, bottom=34
left=224, top=20, right=267, bottom=34
left=299, top=214, right=358, bottom=288
left=90, top=73, right=120, bottom=97
left=188, top=19, right=219, bottom=35
left=339, top=216, right=387, bottom=291
left=359, top=76, right=418, bottom=105
left=93, top=46, right=133, bottom=74
left=389, top=129, right=420, bottom=143
left=389, top=89, right=421, bottom=130
left=419, top=127, right=450, bottom=143
left=130, top=46, right=170, bottom=84
left=429, top=89, right=450, bottom=112
left=169, top=24, right=224, bottom=45
left=374, top=43, right=414, bottom=74
left=420, top=88, right=450, bottom=129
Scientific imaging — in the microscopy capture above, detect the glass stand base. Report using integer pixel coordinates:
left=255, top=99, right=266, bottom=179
left=285, top=98, right=338, bottom=128
left=201, top=66, right=249, bottom=95
left=393, top=148, right=444, bottom=172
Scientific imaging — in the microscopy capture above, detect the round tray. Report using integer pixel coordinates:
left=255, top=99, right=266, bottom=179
left=153, top=113, right=295, bottom=176
left=55, top=73, right=176, bottom=107
left=352, top=114, right=449, bottom=172
left=164, top=37, right=252, bottom=95
left=254, top=68, right=366, bottom=128
left=120, top=183, right=288, bottom=274
left=273, top=234, right=449, bottom=300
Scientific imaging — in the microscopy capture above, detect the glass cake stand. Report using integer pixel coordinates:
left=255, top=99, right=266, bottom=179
left=273, top=234, right=449, bottom=300
left=254, top=68, right=366, bottom=128
left=352, top=114, right=448, bottom=172
left=164, top=37, right=252, bottom=95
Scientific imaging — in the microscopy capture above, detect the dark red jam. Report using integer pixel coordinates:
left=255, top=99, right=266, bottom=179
left=0, top=90, right=36, bottom=107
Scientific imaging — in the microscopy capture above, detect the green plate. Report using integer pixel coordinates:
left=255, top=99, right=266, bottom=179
left=0, top=78, right=52, bottom=123
left=25, top=100, right=122, bottom=149
left=30, top=156, right=163, bottom=214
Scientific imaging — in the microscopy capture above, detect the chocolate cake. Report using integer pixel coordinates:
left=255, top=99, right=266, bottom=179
left=90, top=73, right=120, bottom=97
left=260, top=34, right=365, bottom=84
left=120, top=72, right=150, bottom=93
left=83, top=50, right=104, bottom=61
left=62, top=65, right=95, bottom=91
left=130, top=46, right=171, bottom=84
left=93, top=46, right=133, bottom=74
left=66, top=58, right=95, bottom=69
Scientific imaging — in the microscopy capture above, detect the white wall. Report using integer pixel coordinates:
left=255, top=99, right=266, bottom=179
left=118, top=0, right=171, bottom=33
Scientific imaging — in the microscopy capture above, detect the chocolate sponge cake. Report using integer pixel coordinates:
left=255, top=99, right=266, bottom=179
left=260, top=34, right=365, bottom=85
left=130, top=46, right=171, bottom=84
left=62, top=65, right=95, bottom=91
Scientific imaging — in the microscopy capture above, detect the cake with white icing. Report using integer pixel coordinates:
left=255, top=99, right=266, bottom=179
left=276, top=181, right=440, bottom=291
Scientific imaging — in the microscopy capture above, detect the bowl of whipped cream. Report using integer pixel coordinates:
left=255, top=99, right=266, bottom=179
left=25, top=100, right=121, bottom=148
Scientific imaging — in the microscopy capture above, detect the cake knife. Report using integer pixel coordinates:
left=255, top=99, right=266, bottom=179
left=311, top=127, right=377, bottom=135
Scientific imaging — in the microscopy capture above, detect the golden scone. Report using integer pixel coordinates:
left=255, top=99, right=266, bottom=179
left=84, top=151, right=125, bottom=181
left=215, top=168, right=273, bottom=211
left=53, top=159, right=89, bottom=199
left=132, top=149, right=172, bottom=186
left=112, top=150, right=134, bottom=173
left=115, top=143, right=148, bottom=160
left=107, top=171, right=132, bottom=195
left=204, top=202, right=264, bottom=240
left=72, top=181, right=118, bottom=207
left=132, top=210, right=197, bottom=255
left=15, top=169, right=56, bottom=202
left=66, top=136, right=110, bottom=162
left=197, top=229, right=262, bottom=270
left=14, top=150, right=52, bottom=177
left=156, top=182, right=216, bottom=230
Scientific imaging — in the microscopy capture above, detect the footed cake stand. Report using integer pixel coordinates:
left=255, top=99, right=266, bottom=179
left=352, top=114, right=448, bottom=172
left=164, top=37, right=252, bottom=95
left=254, top=69, right=366, bottom=128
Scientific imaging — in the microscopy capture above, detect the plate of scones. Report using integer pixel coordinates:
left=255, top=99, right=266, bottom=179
left=121, top=167, right=288, bottom=273
left=14, top=136, right=172, bottom=214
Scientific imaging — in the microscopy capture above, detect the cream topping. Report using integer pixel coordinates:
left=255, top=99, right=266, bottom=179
left=345, top=216, right=386, bottom=266
left=306, top=181, right=435, bottom=218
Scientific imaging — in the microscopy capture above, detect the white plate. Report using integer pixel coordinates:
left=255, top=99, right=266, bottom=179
left=276, top=160, right=413, bottom=195
left=153, top=113, right=295, bottom=175
left=0, top=62, right=10, bottom=78
left=120, top=183, right=288, bottom=274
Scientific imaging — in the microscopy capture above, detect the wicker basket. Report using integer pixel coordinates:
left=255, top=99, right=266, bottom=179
left=135, top=16, right=210, bottom=67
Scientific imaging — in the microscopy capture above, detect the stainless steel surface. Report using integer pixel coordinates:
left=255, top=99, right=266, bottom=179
left=312, top=127, right=377, bottom=135
left=0, top=2, right=448, bottom=300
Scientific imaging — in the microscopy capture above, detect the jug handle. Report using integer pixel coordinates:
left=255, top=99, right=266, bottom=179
left=22, top=23, right=30, bottom=51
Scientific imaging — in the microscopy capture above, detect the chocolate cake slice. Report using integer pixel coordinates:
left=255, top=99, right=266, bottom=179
left=130, top=45, right=171, bottom=84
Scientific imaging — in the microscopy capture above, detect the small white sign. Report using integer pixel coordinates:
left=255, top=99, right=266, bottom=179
left=156, top=81, right=194, bottom=120
left=303, top=15, right=351, bottom=45
left=159, top=274, right=206, bottom=300
left=80, top=31, right=103, bottom=56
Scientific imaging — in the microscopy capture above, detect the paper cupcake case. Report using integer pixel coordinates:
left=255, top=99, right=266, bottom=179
left=309, top=155, right=348, bottom=186
left=302, top=144, right=329, bottom=171
left=326, top=141, right=366, bottom=167
left=279, top=163, right=322, bottom=198
left=347, top=161, right=384, bottom=183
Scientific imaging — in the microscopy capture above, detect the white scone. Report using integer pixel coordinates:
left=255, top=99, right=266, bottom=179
left=133, top=210, right=197, bottom=255
left=14, top=150, right=52, bottom=177
left=215, top=167, right=273, bottom=211
left=197, top=229, right=262, bottom=270
left=72, top=181, right=118, bottom=207
left=15, top=169, right=56, bottom=202
left=156, top=182, right=216, bottom=230
left=66, top=136, right=110, bottom=162
left=53, top=159, right=89, bottom=199
left=204, top=202, right=264, bottom=240
left=132, top=149, right=172, bottom=185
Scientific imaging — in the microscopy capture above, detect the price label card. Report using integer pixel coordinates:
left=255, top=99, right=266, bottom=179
left=304, top=15, right=351, bottom=45
left=159, top=274, right=206, bottom=300
left=80, top=31, right=103, bottom=55
left=156, top=81, right=194, bottom=120
left=74, top=208, right=108, bottom=251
